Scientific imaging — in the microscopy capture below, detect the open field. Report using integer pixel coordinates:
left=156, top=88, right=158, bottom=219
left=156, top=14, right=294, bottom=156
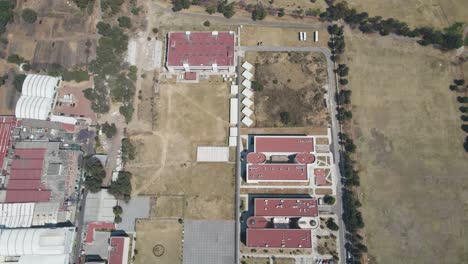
left=127, top=77, right=235, bottom=220
left=245, top=52, right=329, bottom=128
left=135, top=219, right=182, bottom=264
left=272, top=258, right=296, bottom=264
left=345, top=28, right=468, bottom=263
left=241, top=26, right=329, bottom=48
left=241, top=257, right=269, bottom=264
left=152, top=195, right=185, bottom=218
left=347, top=0, right=468, bottom=28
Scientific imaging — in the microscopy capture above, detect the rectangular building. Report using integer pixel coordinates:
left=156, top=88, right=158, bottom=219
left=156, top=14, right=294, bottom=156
left=246, top=229, right=312, bottom=248
left=0, top=116, right=16, bottom=170
left=246, top=164, right=308, bottom=182
left=254, top=136, right=314, bottom=153
left=108, top=237, right=130, bottom=264
left=254, top=198, right=318, bottom=217
left=166, top=31, right=236, bottom=74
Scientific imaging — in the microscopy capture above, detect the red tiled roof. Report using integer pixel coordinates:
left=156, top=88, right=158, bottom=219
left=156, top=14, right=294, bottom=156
left=0, top=116, right=16, bottom=169
left=254, top=198, right=318, bottom=217
left=5, top=189, right=51, bottom=202
left=314, top=169, right=328, bottom=186
left=9, top=169, right=43, bottom=180
left=166, top=32, right=235, bottom=67
left=295, top=153, right=315, bottom=164
left=13, top=148, right=46, bottom=159
left=184, top=72, right=197, bottom=80
left=247, top=229, right=312, bottom=248
left=85, top=222, right=116, bottom=243
left=11, top=159, right=44, bottom=170
left=246, top=152, right=266, bottom=164
left=254, top=136, right=314, bottom=153
left=6, top=179, right=45, bottom=190
left=247, top=164, right=308, bottom=181
left=108, top=237, right=128, bottom=264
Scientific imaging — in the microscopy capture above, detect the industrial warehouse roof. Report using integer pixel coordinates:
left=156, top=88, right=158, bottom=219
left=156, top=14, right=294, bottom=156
left=0, top=227, right=75, bottom=256
left=0, top=203, right=35, bottom=228
left=246, top=229, right=312, bottom=248
left=0, top=116, right=16, bottom=169
left=166, top=31, right=235, bottom=67
left=254, top=198, right=318, bottom=217
left=247, top=164, right=308, bottom=182
left=15, top=74, right=60, bottom=120
left=254, top=136, right=314, bottom=153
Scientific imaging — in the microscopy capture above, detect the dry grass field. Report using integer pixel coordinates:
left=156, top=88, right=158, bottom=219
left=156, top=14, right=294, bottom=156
left=127, top=77, right=235, bottom=220
left=241, top=26, right=329, bottom=48
left=241, top=257, right=270, bottom=264
left=135, top=219, right=182, bottom=264
left=152, top=195, right=185, bottom=218
left=347, top=0, right=468, bottom=28
left=345, top=28, right=468, bottom=263
left=245, top=52, right=329, bottom=128
left=272, top=258, right=295, bottom=264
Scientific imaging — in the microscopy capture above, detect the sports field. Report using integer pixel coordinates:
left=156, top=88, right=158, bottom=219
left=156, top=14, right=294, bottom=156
left=127, top=78, right=235, bottom=220
left=345, top=28, right=468, bottom=263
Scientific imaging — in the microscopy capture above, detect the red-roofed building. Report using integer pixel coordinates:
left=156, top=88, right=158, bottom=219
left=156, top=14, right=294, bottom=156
left=5, top=189, right=51, bottom=202
left=85, top=222, right=116, bottom=243
left=247, top=229, right=312, bottom=248
left=254, top=198, right=318, bottom=217
left=247, top=164, right=308, bottom=183
left=166, top=31, right=236, bottom=74
left=108, top=237, right=130, bottom=264
left=254, top=136, right=314, bottom=153
left=0, top=116, right=16, bottom=170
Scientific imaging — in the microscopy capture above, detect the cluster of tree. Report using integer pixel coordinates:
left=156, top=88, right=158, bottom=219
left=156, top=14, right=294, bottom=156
left=336, top=89, right=351, bottom=105
left=171, top=0, right=191, bottom=11
left=73, top=0, right=94, bottom=9
left=327, top=24, right=345, bottom=61
left=46, top=63, right=89, bottom=82
left=326, top=218, right=340, bottom=231
left=86, top=22, right=129, bottom=113
left=101, top=0, right=124, bottom=14
left=342, top=188, right=366, bottom=260
left=113, top=205, right=123, bottom=223
left=251, top=3, right=267, bottom=21
left=336, top=107, right=352, bottom=121
left=449, top=79, right=468, bottom=152
left=7, top=54, right=32, bottom=71
left=101, top=122, right=117, bottom=138
left=121, top=138, right=136, bottom=162
left=108, top=171, right=132, bottom=201
left=320, top=1, right=464, bottom=50
left=339, top=132, right=356, bottom=153
left=0, top=1, right=14, bottom=33
left=323, top=194, right=336, bottom=205
left=21, top=8, right=37, bottom=24
left=206, top=1, right=235, bottom=18
left=83, top=156, right=106, bottom=193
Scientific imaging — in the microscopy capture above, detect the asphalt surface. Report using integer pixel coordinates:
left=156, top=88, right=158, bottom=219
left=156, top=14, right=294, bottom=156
left=238, top=46, right=347, bottom=263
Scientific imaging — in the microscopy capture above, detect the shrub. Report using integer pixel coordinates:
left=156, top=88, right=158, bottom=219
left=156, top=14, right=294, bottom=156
left=323, top=195, right=336, bottom=205
left=203, top=20, right=210, bottom=27
left=7, top=54, right=26, bottom=65
left=454, top=79, right=465, bottom=86
left=280, top=111, right=291, bottom=125
left=118, top=16, right=132, bottom=28
left=252, top=4, right=267, bottom=21
left=251, top=80, right=263, bottom=91
left=326, top=218, right=339, bottom=231
left=278, top=8, right=285, bottom=17
left=21, top=8, right=37, bottom=24
left=21, top=63, right=31, bottom=71
left=114, top=215, right=122, bottom=223
left=206, top=5, right=216, bottom=14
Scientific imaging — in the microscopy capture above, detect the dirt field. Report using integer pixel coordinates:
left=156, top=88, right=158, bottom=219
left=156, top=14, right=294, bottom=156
left=347, top=0, right=468, bottom=28
left=345, top=28, right=468, bottom=263
left=127, top=77, right=235, bottom=220
left=241, top=257, right=269, bottom=264
left=245, top=52, right=329, bottom=128
left=135, top=219, right=182, bottom=264
left=272, top=258, right=296, bottom=264
left=241, top=26, right=329, bottom=48
left=152, top=195, right=185, bottom=218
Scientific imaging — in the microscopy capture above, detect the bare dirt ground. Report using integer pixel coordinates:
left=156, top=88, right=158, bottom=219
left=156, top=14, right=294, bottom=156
left=152, top=195, right=185, bottom=218
left=240, top=26, right=329, bottom=48
left=345, top=27, right=468, bottom=263
left=241, top=258, right=269, bottom=264
left=245, top=52, right=329, bottom=128
left=135, top=219, right=182, bottom=264
left=127, top=77, right=235, bottom=220
left=272, top=258, right=296, bottom=264
left=347, top=0, right=468, bottom=28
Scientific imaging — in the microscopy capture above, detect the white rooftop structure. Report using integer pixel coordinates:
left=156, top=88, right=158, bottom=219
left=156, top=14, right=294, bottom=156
left=50, top=115, right=77, bottom=125
left=230, top=98, right=238, bottom=125
left=15, top=74, right=61, bottom=120
left=242, top=61, right=253, bottom=71
left=242, top=107, right=253, bottom=117
left=196, top=146, right=229, bottom=162
left=229, top=127, right=238, bottom=137
left=229, top=137, right=237, bottom=147
left=0, top=227, right=75, bottom=263
left=84, top=190, right=117, bottom=223
left=242, top=97, right=254, bottom=108
left=242, top=79, right=251, bottom=89
left=0, top=203, right=34, bottom=228
left=242, top=88, right=253, bottom=98
left=242, top=116, right=253, bottom=127
left=230, top=84, right=238, bottom=95
left=242, top=70, right=253, bottom=80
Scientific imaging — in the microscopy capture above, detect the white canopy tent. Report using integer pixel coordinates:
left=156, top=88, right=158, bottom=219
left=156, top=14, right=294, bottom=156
left=242, top=61, right=253, bottom=71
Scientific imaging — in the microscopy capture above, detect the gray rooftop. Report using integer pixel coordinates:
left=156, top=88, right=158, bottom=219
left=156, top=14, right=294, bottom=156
left=183, top=220, right=236, bottom=264
left=84, top=190, right=117, bottom=223
left=83, top=231, right=111, bottom=259
left=117, top=196, right=150, bottom=233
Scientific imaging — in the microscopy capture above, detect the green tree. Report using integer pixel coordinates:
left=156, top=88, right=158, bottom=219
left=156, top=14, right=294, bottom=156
left=326, top=218, right=339, bottom=231
left=108, top=171, right=132, bottom=201
left=118, top=16, right=132, bottom=28
left=7, top=54, right=26, bottom=65
left=83, top=156, right=106, bottom=193
left=121, top=138, right=136, bottom=162
left=252, top=4, right=267, bottom=21
left=280, top=111, right=291, bottom=125
left=101, top=122, right=117, bottom=138
left=205, top=5, right=216, bottom=14
left=73, top=0, right=93, bottom=9
left=13, top=74, right=26, bottom=92
left=119, top=104, right=134, bottom=123
left=277, top=8, right=285, bottom=17
left=0, top=1, right=14, bottom=33
left=336, top=64, right=349, bottom=77
left=323, top=195, right=336, bottom=205
left=172, top=0, right=191, bottom=11
left=97, top=22, right=112, bottom=36
left=21, top=8, right=37, bottom=24
left=454, top=79, right=465, bottom=86
left=251, top=81, right=263, bottom=92
left=203, top=20, right=210, bottom=27
left=113, top=205, right=123, bottom=215
left=114, top=215, right=122, bottom=223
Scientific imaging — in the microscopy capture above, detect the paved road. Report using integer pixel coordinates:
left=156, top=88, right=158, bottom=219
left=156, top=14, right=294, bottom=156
left=238, top=46, right=347, bottom=263
left=152, top=2, right=327, bottom=30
